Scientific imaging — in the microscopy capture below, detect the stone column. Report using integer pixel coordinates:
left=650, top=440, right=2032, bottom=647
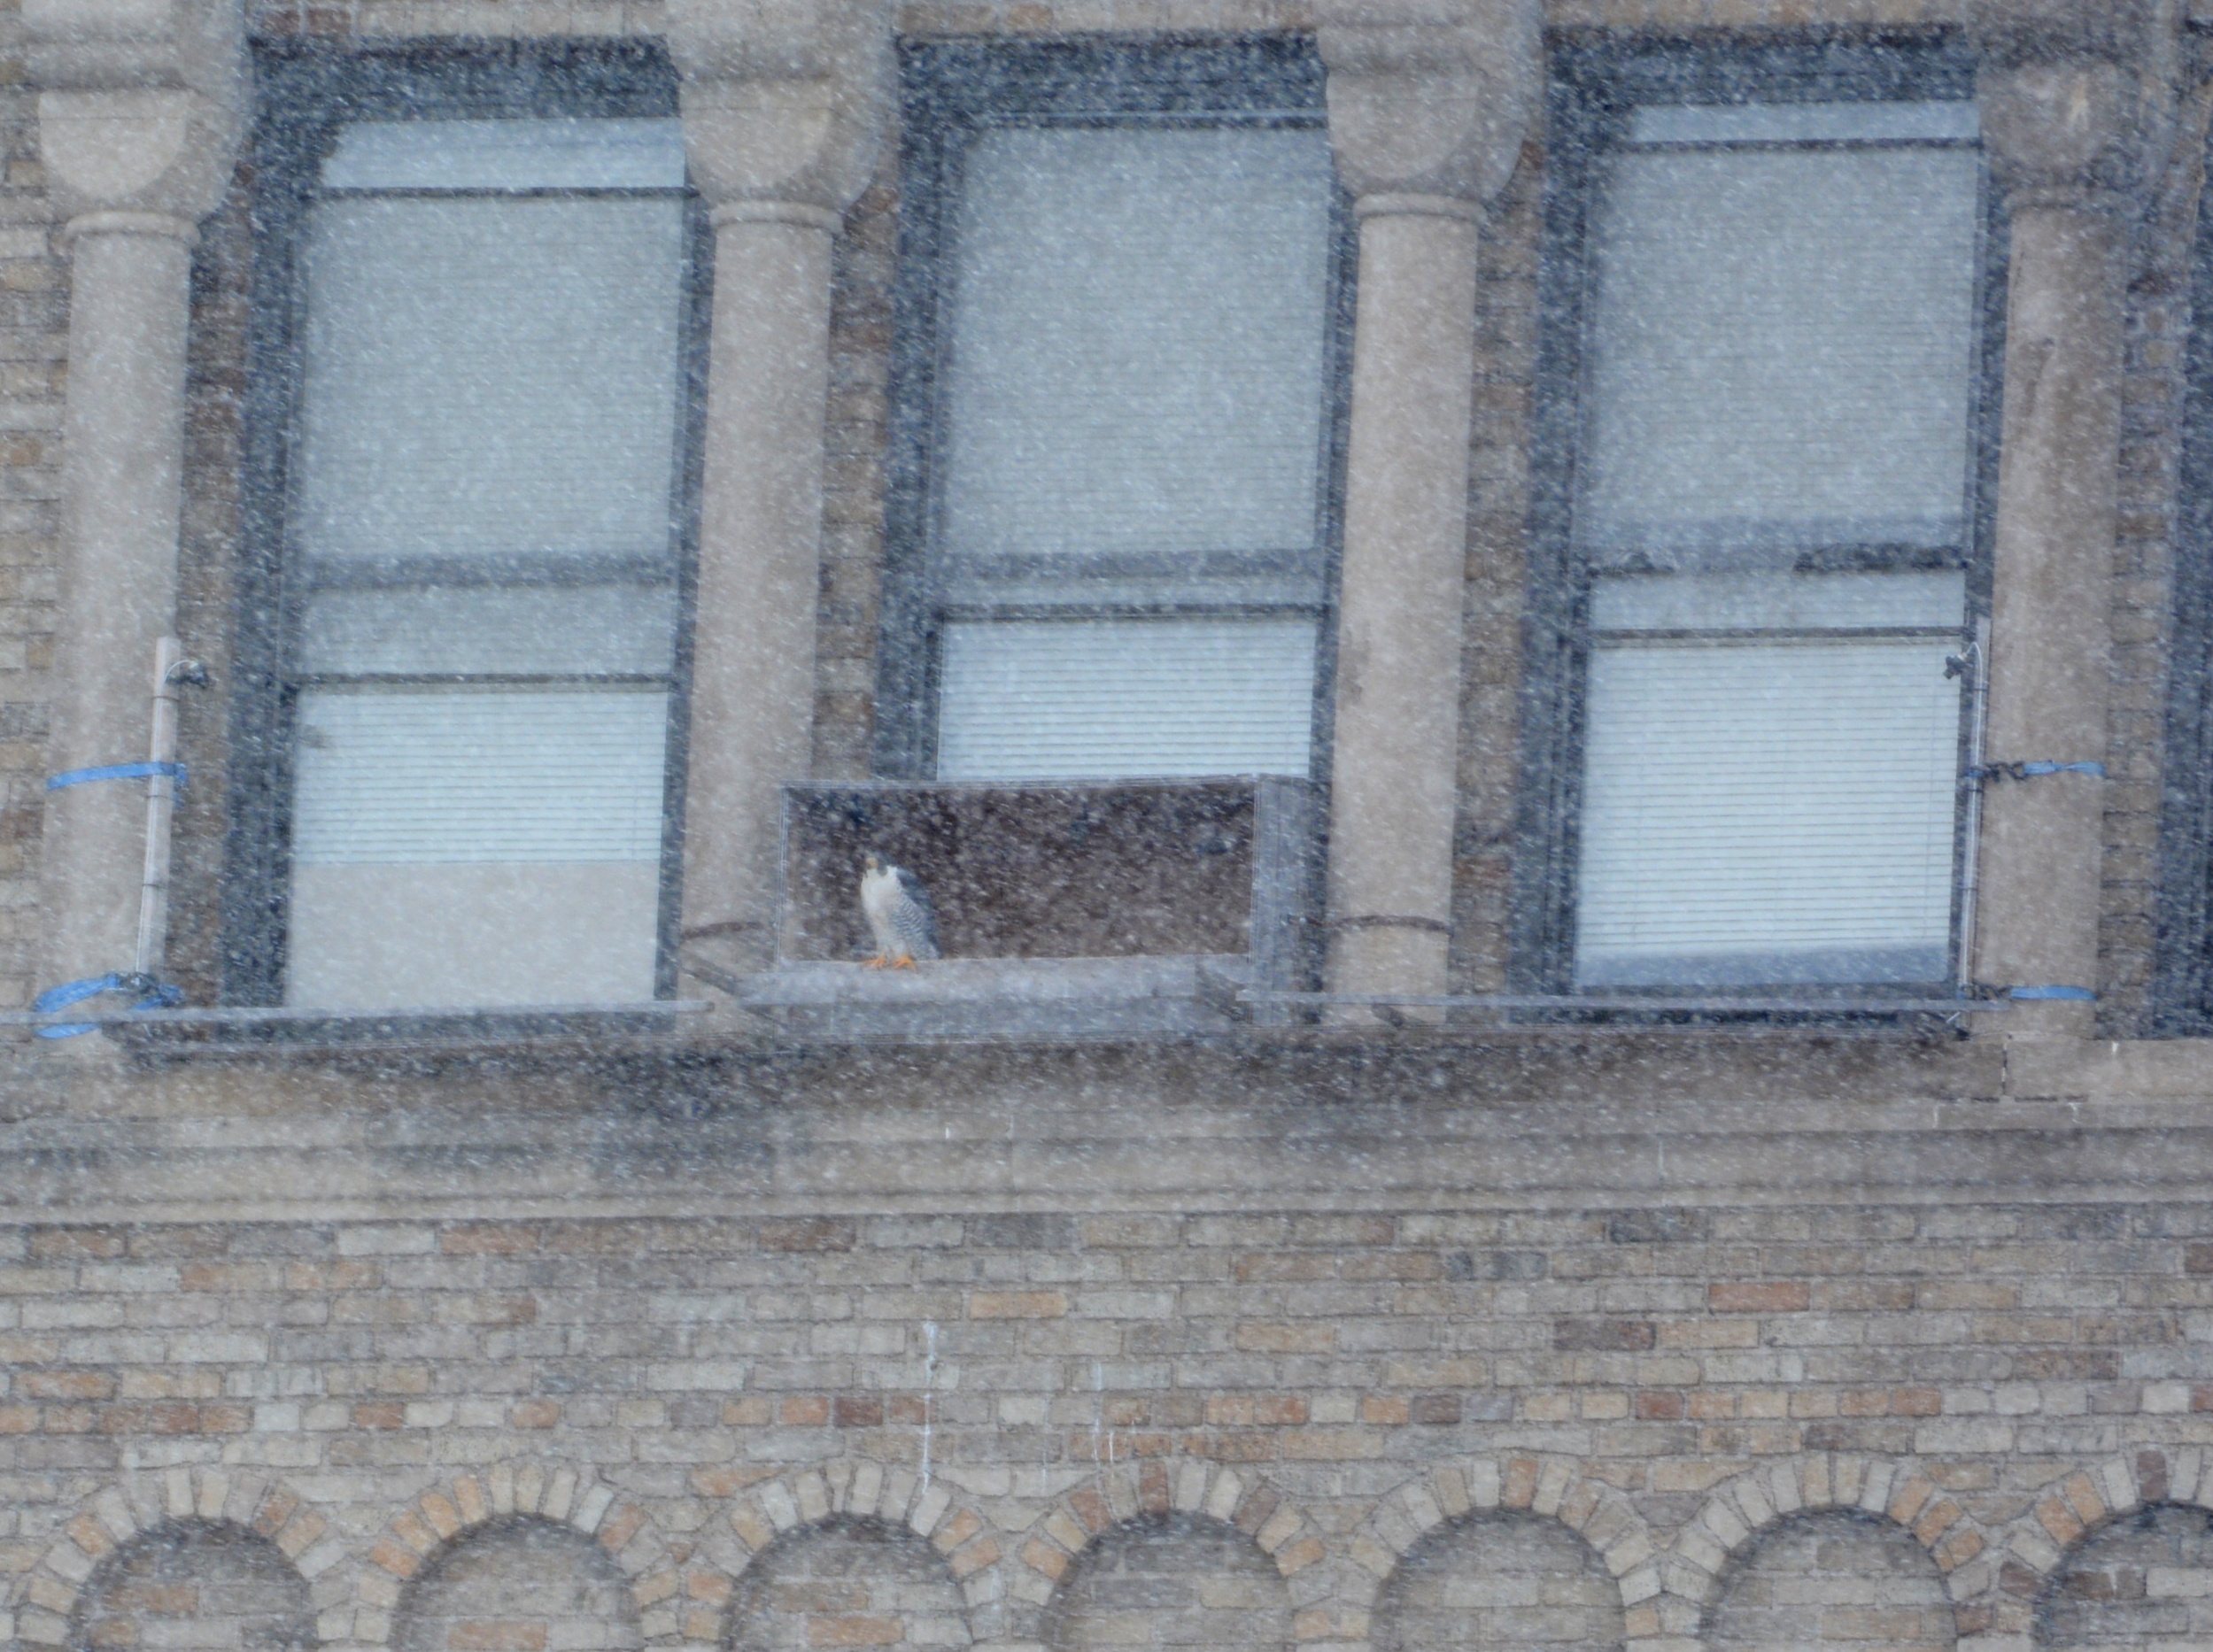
left=26, top=0, right=239, bottom=1026
left=1969, top=21, right=2137, bottom=1039
left=1318, top=2, right=1538, bottom=1001
left=669, top=0, right=890, bottom=987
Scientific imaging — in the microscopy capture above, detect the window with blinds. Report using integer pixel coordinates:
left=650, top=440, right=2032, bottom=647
left=1553, top=86, right=1986, bottom=992
left=886, top=39, right=1341, bottom=784
left=279, top=114, right=691, bottom=1010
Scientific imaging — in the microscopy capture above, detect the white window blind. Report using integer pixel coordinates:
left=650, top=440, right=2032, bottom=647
left=284, top=120, right=687, bottom=1010
left=1567, top=102, right=1980, bottom=992
left=291, top=689, right=669, bottom=867
left=1575, top=571, right=1967, bottom=988
left=940, top=127, right=1333, bottom=560
left=288, top=689, right=667, bottom=1009
left=929, top=122, right=1332, bottom=784
left=296, top=193, right=685, bottom=566
left=299, top=585, right=678, bottom=677
left=321, top=118, right=688, bottom=191
left=1582, top=122, right=1980, bottom=553
left=937, top=619, right=1318, bottom=781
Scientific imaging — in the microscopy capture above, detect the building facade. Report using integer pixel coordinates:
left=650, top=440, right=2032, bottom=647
left=10, top=9, right=2213, bottom=1652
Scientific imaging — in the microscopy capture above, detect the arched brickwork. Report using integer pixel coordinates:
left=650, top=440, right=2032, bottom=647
left=1706, top=1509, right=1954, bottom=1652
left=353, top=1463, right=683, bottom=1649
left=695, top=1462, right=1000, bottom=1644
left=723, top=1516, right=973, bottom=1652
left=1990, top=1451, right=2213, bottom=1644
left=1004, top=1462, right=1326, bottom=1641
left=1370, top=1509, right=1626, bottom=1652
left=1668, top=1455, right=1992, bottom=1621
left=2036, top=1501, right=2213, bottom=1652
left=1345, top=1453, right=1658, bottom=1633
left=12, top=1469, right=334, bottom=1650
left=1038, top=1511, right=1294, bottom=1652
left=66, top=1520, right=314, bottom=1652
left=391, top=1518, right=641, bottom=1652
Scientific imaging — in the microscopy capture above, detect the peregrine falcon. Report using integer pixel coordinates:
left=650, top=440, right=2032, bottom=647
left=860, top=852, right=940, bottom=969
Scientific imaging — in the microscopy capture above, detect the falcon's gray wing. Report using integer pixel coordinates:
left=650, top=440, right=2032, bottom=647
left=894, top=866, right=940, bottom=958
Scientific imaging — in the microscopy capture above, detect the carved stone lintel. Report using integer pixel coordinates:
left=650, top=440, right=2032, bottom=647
left=1317, top=0, right=1541, bottom=207
left=669, top=0, right=893, bottom=219
left=25, top=0, right=243, bottom=224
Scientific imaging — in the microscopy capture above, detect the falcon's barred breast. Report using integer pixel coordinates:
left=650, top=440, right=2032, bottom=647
left=860, top=853, right=940, bottom=968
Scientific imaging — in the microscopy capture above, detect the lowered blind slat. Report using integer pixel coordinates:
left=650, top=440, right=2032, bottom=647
left=940, top=127, right=1332, bottom=561
left=1582, top=142, right=1979, bottom=554
left=937, top=619, right=1317, bottom=781
left=1629, top=100, right=1979, bottom=146
left=1575, top=637, right=1963, bottom=987
left=297, top=195, right=685, bottom=567
left=299, top=584, right=678, bottom=677
left=291, top=687, right=669, bottom=866
left=1592, top=569, right=1968, bottom=633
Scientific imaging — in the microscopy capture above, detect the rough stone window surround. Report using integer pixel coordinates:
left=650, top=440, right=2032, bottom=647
left=870, top=32, right=1356, bottom=787
left=222, top=39, right=709, bottom=1009
left=1509, top=35, right=2005, bottom=1013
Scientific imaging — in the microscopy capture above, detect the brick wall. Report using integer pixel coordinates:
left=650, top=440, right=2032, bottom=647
left=2, top=1208, right=2213, bottom=1652
left=0, top=79, right=66, bottom=1015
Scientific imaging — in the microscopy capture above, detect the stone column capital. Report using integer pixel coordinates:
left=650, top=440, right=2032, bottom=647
left=25, top=0, right=243, bottom=225
left=1969, top=0, right=2157, bottom=212
left=1317, top=0, right=1540, bottom=207
left=669, top=0, right=893, bottom=220
left=1977, top=56, right=2140, bottom=212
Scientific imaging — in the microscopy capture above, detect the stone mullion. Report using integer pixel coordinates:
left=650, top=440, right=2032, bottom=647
left=1317, top=2, right=1541, bottom=1005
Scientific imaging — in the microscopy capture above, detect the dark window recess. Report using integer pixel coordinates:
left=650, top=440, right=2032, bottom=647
left=1511, top=36, right=2005, bottom=1005
left=228, top=42, right=708, bottom=1013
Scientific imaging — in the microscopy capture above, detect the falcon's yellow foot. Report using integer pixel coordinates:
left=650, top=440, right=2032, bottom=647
left=892, top=953, right=917, bottom=969
left=863, top=954, right=890, bottom=969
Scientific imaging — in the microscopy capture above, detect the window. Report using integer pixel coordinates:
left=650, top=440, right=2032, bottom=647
left=876, top=36, right=1350, bottom=784
left=1520, top=42, right=1995, bottom=994
left=230, top=46, right=700, bottom=1010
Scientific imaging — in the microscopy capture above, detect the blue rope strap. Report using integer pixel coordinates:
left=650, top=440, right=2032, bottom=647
left=47, top=761, right=185, bottom=792
left=1965, top=761, right=2105, bottom=784
left=2008, top=985, right=2096, bottom=1001
left=34, top=972, right=182, bottom=1039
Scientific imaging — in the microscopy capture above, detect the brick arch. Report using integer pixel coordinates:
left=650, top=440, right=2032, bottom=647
left=1990, top=1451, right=2213, bottom=1610
left=2001, top=1449, right=2213, bottom=1652
left=1344, top=1452, right=1659, bottom=1626
left=695, top=1458, right=1001, bottom=1641
left=1668, top=1455, right=1992, bottom=1625
left=11, top=1466, right=336, bottom=1648
left=354, top=1460, right=684, bottom=1648
left=1005, top=1461, right=1326, bottom=1642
